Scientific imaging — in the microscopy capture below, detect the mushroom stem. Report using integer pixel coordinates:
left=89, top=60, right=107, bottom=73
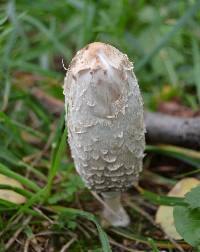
left=101, top=191, right=130, bottom=227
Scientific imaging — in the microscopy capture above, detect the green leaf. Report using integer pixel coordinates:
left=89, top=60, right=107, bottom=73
left=174, top=206, right=200, bottom=247
left=185, top=185, right=200, bottom=209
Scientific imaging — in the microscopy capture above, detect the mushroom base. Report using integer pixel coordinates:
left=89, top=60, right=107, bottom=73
left=101, top=191, right=130, bottom=227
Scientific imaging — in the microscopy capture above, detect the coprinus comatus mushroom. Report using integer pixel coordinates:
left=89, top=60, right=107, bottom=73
left=64, top=42, right=145, bottom=227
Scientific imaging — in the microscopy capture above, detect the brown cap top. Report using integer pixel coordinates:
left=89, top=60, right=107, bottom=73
left=69, top=42, right=133, bottom=75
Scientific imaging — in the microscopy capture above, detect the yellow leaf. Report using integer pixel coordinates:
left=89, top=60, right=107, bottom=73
left=155, top=178, right=200, bottom=239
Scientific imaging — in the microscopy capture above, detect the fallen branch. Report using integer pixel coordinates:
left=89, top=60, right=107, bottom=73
left=145, top=112, right=200, bottom=149
left=31, top=88, right=200, bottom=149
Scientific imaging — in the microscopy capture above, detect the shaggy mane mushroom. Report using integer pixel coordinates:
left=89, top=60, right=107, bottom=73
left=64, top=42, right=145, bottom=227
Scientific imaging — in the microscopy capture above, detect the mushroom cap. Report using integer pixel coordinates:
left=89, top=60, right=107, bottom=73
left=64, top=42, right=145, bottom=192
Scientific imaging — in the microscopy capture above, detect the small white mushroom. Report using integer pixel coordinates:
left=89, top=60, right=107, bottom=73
left=63, top=42, right=145, bottom=227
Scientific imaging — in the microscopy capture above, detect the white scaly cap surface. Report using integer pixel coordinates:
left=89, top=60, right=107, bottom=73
left=64, top=42, right=145, bottom=193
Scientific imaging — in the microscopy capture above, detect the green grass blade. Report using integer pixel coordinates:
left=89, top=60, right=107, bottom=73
left=0, top=197, right=46, bottom=218
left=0, top=198, right=18, bottom=208
left=111, top=228, right=189, bottom=249
left=140, top=188, right=186, bottom=206
left=21, top=15, right=71, bottom=59
left=0, top=184, right=33, bottom=198
left=7, top=188, right=47, bottom=227
left=0, top=111, right=45, bottom=139
left=51, top=206, right=112, bottom=252
left=0, top=163, right=40, bottom=192
left=136, top=0, right=200, bottom=71
left=192, top=38, right=200, bottom=103
left=1, top=75, right=11, bottom=111
left=148, top=238, right=160, bottom=252
left=146, top=145, right=200, bottom=168
left=50, top=112, right=65, bottom=165
left=46, top=126, right=67, bottom=197
left=11, top=60, right=62, bottom=78
left=0, top=146, right=46, bottom=181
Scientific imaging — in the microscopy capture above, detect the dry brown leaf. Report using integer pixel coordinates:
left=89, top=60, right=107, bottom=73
left=158, top=100, right=200, bottom=117
left=155, top=177, right=200, bottom=239
left=0, top=174, right=26, bottom=204
left=21, top=131, right=42, bottom=145
left=31, top=87, right=64, bottom=116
